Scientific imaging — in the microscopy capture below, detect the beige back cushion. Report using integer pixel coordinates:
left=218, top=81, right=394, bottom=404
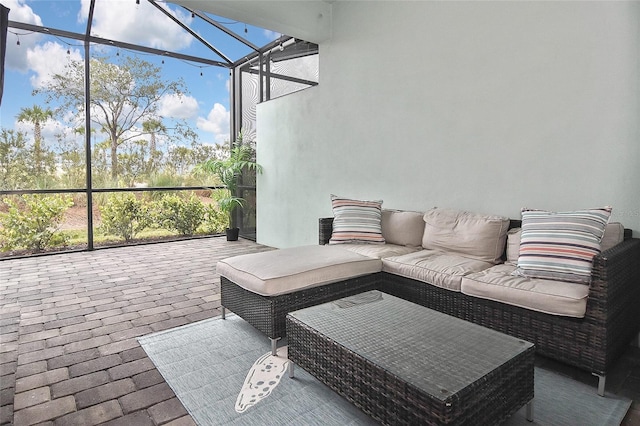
left=381, top=210, right=425, bottom=247
left=505, top=222, right=625, bottom=265
left=601, top=222, right=625, bottom=251
left=505, top=228, right=521, bottom=265
left=422, top=208, right=510, bottom=264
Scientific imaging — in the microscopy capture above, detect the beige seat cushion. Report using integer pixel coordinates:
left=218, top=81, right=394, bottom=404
left=461, top=264, right=589, bottom=318
left=422, top=208, right=510, bottom=264
left=340, top=243, right=421, bottom=259
left=217, top=245, right=382, bottom=296
left=382, top=250, right=494, bottom=292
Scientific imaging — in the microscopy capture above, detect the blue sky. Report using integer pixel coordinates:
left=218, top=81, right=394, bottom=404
left=1, top=0, right=279, bottom=147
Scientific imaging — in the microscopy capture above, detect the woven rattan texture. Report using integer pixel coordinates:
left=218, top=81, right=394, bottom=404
left=220, top=273, right=381, bottom=339
left=287, top=292, right=534, bottom=425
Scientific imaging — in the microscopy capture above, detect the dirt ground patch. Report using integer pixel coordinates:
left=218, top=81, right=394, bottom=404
left=60, top=204, right=101, bottom=230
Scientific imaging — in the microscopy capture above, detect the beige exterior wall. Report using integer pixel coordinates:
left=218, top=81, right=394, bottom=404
left=255, top=1, right=640, bottom=248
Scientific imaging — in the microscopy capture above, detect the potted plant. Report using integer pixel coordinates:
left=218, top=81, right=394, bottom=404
left=196, top=135, right=262, bottom=241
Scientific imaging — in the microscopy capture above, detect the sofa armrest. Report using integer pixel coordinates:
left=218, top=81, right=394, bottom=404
left=319, top=217, right=334, bottom=245
left=590, top=238, right=640, bottom=307
left=587, top=238, right=640, bottom=359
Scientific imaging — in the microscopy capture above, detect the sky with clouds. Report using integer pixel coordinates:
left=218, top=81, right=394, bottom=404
left=1, top=0, right=279, bottom=147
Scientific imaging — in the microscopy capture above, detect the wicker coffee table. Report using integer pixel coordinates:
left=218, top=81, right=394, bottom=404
left=286, top=290, right=534, bottom=425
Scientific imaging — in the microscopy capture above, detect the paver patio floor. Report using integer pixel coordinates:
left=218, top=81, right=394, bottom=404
left=0, top=237, right=273, bottom=426
left=2, top=236, right=640, bottom=425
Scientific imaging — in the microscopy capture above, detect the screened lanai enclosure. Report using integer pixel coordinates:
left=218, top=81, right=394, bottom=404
left=0, top=0, right=318, bottom=258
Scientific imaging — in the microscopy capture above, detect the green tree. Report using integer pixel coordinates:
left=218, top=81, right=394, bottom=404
left=17, top=105, right=54, bottom=176
left=118, top=139, right=151, bottom=186
left=36, top=55, right=194, bottom=180
left=55, top=128, right=85, bottom=189
left=0, top=129, right=31, bottom=189
left=142, top=119, right=166, bottom=172
left=192, top=141, right=227, bottom=166
left=165, top=145, right=193, bottom=176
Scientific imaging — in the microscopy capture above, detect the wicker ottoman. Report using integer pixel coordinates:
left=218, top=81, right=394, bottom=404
left=286, top=290, right=535, bottom=425
left=217, top=245, right=383, bottom=355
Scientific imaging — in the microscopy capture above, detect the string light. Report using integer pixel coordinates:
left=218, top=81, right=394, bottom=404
left=244, top=24, right=248, bottom=34
left=16, top=35, right=20, bottom=46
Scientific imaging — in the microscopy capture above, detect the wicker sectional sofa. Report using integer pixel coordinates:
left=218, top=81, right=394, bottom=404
left=218, top=206, right=640, bottom=396
left=318, top=209, right=640, bottom=396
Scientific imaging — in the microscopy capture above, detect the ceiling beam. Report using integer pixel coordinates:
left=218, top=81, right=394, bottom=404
left=184, top=6, right=261, bottom=53
left=8, top=20, right=228, bottom=67
left=169, top=1, right=332, bottom=44
left=147, top=0, right=232, bottom=64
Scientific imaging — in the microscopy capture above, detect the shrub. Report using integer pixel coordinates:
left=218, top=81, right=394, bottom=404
left=99, top=193, right=151, bottom=242
left=0, top=194, right=73, bottom=252
left=154, top=194, right=204, bottom=237
left=202, top=202, right=228, bottom=234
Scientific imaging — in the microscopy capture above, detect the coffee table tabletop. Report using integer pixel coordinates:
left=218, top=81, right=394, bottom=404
left=289, top=290, right=533, bottom=400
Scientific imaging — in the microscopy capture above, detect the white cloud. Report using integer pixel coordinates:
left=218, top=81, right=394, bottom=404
left=158, top=94, right=199, bottom=120
left=80, top=0, right=193, bottom=51
left=4, top=0, right=44, bottom=71
left=4, top=0, right=42, bottom=24
left=197, top=103, right=230, bottom=144
left=263, top=29, right=280, bottom=41
left=26, top=42, right=83, bottom=89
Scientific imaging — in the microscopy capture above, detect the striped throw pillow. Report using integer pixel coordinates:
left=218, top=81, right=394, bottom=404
left=329, top=195, right=385, bottom=244
left=516, top=207, right=612, bottom=284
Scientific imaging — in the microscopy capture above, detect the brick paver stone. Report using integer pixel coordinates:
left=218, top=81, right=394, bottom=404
left=14, top=368, right=68, bottom=393
left=52, top=400, right=123, bottom=426
left=148, top=397, right=188, bottom=424
left=108, top=358, right=154, bottom=381
left=13, top=387, right=51, bottom=410
left=75, top=379, right=136, bottom=409
left=100, top=410, right=155, bottom=426
left=164, top=416, right=197, bottom=426
left=50, top=371, right=110, bottom=399
left=12, top=395, right=76, bottom=425
left=118, top=382, right=175, bottom=414
left=68, top=354, right=121, bottom=378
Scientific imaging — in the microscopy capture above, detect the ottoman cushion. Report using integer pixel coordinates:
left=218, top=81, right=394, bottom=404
left=217, top=245, right=382, bottom=296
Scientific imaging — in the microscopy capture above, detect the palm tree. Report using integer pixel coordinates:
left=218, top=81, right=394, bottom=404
left=142, top=119, right=166, bottom=171
left=195, top=133, right=262, bottom=239
left=17, top=105, right=53, bottom=175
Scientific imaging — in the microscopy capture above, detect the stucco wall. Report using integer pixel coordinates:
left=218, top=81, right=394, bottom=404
left=256, top=1, right=640, bottom=248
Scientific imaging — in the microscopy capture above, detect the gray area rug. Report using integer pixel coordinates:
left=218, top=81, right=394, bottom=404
left=138, top=315, right=631, bottom=425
